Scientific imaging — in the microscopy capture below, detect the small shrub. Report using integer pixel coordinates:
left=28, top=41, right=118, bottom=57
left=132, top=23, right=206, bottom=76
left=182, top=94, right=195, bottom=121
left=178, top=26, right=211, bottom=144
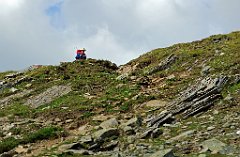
left=0, top=137, right=20, bottom=154
left=21, top=126, right=64, bottom=144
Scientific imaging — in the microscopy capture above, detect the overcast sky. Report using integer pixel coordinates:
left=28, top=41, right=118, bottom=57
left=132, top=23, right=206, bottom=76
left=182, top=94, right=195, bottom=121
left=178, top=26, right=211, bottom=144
left=0, top=0, right=240, bottom=71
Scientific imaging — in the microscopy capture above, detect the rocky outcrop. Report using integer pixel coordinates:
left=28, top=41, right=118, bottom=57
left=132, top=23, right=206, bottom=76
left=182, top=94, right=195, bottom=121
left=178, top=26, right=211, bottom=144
left=145, top=54, right=178, bottom=75
left=0, top=90, right=33, bottom=107
left=148, top=76, right=228, bottom=127
left=150, top=148, right=175, bottom=157
left=0, top=73, right=31, bottom=92
left=26, top=85, right=72, bottom=108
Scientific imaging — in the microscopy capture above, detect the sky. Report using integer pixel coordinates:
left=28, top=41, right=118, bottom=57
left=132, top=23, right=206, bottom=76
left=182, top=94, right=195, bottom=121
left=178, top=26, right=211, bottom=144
left=0, top=0, right=240, bottom=72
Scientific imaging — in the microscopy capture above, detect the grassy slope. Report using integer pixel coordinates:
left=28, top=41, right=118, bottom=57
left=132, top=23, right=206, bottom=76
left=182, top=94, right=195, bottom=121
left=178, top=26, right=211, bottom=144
left=0, top=31, right=240, bottom=156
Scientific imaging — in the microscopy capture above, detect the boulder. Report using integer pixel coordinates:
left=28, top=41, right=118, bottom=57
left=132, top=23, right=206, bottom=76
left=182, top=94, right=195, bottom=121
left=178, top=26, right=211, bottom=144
left=77, top=124, right=93, bottom=135
left=166, top=130, right=195, bottom=143
left=58, top=143, right=85, bottom=152
left=93, top=128, right=119, bottom=142
left=122, top=126, right=135, bottom=135
left=219, top=146, right=237, bottom=155
left=100, top=118, right=119, bottom=129
left=63, top=149, right=91, bottom=155
left=102, top=140, right=119, bottom=151
left=201, top=138, right=226, bottom=153
left=79, top=135, right=93, bottom=144
left=144, top=54, right=178, bottom=75
left=150, top=148, right=175, bottom=157
left=122, top=117, right=142, bottom=128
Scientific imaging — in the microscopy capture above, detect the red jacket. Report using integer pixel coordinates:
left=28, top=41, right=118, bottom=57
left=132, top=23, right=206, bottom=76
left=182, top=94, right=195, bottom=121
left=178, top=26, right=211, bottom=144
left=76, top=50, right=85, bottom=55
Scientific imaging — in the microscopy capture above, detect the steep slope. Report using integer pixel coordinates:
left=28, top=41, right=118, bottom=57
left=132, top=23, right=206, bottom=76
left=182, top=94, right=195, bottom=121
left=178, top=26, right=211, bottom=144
left=0, top=32, right=240, bottom=157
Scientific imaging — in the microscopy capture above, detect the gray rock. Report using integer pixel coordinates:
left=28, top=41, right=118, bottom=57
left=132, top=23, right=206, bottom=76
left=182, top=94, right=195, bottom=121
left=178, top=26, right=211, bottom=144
left=151, top=128, right=163, bottom=138
left=79, top=135, right=93, bottom=144
left=123, top=126, right=135, bottom=135
left=88, top=142, right=102, bottom=151
left=139, top=127, right=163, bottom=139
left=139, top=128, right=153, bottom=139
left=0, top=150, right=16, bottom=157
left=148, top=76, right=228, bottom=128
left=145, top=54, right=178, bottom=75
left=26, top=85, right=72, bottom=108
left=0, top=89, right=33, bottom=107
left=4, top=72, right=23, bottom=79
left=64, top=149, right=91, bottom=155
left=93, top=128, right=119, bottom=142
left=127, top=136, right=136, bottom=144
left=116, top=74, right=128, bottom=80
left=111, top=152, right=123, bottom=157
left=122, top=117, right=142, bottom=128
left=58, top=143, right=85, bottom=152
left=201, top=66, right=211, bottom=76
left=0, top=80, right=5, bottom=86
left=220, top=146, right=237, bottom=155
left=167, top=130, right=195, bottom=143
left=15, top=145, right=29, bottom=154
left=207, top=126, right=215, bottom=131
left=163, top=124, right=178, bottom=128
left=150, top=148, right=175, bottom=157
left=10, top=87, right=18, bottom=93
left=102, top=140, right=118, bottom=151
left=224, top=95, right=234, bottom=101
left=65, top=119, right=73, bottom=123
left=236, top=130, right=240, bottom=135
left=213, top=110, right=219, bottom=115
left=201, top=138, right=226, bottom=153
left=100, top=118, right=119, bottom=129
left=223, top=122, right=231, bottom=128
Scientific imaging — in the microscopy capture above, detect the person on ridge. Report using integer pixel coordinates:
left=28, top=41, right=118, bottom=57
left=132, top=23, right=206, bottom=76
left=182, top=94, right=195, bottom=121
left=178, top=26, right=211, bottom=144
left=75, top=48, right=87, bottom=60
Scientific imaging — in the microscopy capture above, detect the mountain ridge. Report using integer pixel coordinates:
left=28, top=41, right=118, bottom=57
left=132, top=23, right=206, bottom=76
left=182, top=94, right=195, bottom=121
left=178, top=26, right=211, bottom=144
left=0, top=31, right=240, bottom=157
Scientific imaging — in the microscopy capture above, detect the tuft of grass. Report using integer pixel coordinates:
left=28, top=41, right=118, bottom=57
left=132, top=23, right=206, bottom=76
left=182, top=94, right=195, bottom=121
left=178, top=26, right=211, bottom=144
left=0, top=137, right=20, bottom=154
left=21, top=126, right=64, bottom=144
left=0, top=126, right=65, bottom=154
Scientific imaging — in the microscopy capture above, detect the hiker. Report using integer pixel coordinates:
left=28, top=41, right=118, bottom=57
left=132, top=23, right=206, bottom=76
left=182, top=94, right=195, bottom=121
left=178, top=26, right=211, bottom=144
left=75, top=48, right=87, bottom=60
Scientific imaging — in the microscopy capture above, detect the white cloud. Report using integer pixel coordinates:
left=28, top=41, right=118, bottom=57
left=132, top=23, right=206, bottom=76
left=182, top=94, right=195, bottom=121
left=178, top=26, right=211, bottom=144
left=0, top=0, right=23, bottom=8
left=81, top=26, right=137, bottom=65
left=135, top=0, right=176, bottom=27
left=0, top=0, right=240, bottom=71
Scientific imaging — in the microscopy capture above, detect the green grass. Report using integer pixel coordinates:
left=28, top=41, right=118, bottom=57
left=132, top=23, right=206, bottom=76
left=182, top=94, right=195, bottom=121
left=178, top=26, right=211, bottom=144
left=21, top=126, right=64, bottom=144
left=0, top=103, right=32, bottom=118
left=0, top=126, right=65, bottom=154
left=1, top=32, right=240, bottom=157
left=0, top=137, right=20, bottom=154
